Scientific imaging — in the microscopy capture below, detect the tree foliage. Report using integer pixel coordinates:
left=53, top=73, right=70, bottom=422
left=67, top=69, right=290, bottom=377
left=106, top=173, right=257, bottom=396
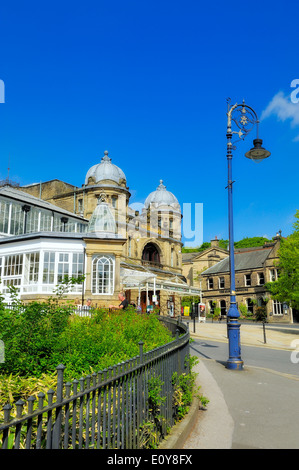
left=234, top=237, right=270, bottom=248
left=266, top=210, right=299, bottom=310
left=0, top=301, right=172, bottom=382
left=182, top=236, right=270, bottom=253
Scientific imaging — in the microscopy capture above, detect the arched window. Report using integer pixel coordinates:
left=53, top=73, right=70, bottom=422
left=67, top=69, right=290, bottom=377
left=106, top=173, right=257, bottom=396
left=92, top=255, right=114, bottom=294
left=142, top=243, right=161, bottom=266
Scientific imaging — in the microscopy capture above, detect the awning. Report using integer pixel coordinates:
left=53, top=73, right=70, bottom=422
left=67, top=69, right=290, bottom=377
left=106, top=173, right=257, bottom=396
left=120, top=267, right=156, bottom=288
left=120, top=266, right=201, bottom=296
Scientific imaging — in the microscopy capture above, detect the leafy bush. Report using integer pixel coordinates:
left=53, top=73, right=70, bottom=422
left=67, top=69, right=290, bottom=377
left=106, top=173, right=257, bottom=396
left=0, top=301, right=172, bottom=404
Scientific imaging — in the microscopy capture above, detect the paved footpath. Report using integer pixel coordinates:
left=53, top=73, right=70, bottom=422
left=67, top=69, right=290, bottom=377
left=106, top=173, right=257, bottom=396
left=180, top=321, right=299, bottom=449
left=187, top=320, right=299, bottom=350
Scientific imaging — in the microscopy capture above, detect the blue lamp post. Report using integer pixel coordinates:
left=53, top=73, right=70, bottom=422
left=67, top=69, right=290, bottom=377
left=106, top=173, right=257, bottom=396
left=226, top=99, right=270, bottom=370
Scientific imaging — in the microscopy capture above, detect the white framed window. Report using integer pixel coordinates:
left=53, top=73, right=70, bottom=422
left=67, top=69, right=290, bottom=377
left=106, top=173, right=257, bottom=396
left=245, top=274, right=251, bottom=287
left=219, top=277, right=225, bottom=289
left=40, top=210, right=52, bottom=231
left=273, top=300, right=283, bottom=315
left=42, top=251, right=84, bottom=290
left=92, top=255, right=114, bottom=295
left=43, top=252, right=55, bottom=285
left=10, top=203, right=24, bottom=235
left=57, top=253, right=69, bottom=283
left=23, top=252, right=40, bottom=292
left=0, top=198, right=10, bottom=234
left=208, top=278, right=213, bottom=289
left=2, top=254, right=23, bottom=294
left=269, top=269, right=277, bottom=282
left=27, top=252, right=39, bottom=283
left=0, top=248, right=85, bottom=296
left=258, top=272, right=265, bottom=285
left=72, top=253, right=84, bottom=279
left=26, top=208, right=40, bottom=233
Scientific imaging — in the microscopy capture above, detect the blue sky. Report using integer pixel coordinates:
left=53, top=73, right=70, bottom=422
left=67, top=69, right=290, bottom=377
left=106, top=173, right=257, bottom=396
left=0, top=0, right=298, bottom=246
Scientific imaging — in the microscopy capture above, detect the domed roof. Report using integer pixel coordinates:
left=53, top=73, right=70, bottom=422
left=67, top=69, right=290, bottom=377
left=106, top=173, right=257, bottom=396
left=144, top=180, right=180, bottom=209
left=85, top=151, right=126, bottom=185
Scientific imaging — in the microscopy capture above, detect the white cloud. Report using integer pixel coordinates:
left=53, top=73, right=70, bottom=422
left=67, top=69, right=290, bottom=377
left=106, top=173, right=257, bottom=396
left=261, top=91, right=299, bottom=141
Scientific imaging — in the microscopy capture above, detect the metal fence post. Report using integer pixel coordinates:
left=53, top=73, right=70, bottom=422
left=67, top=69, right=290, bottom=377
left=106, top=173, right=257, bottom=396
left=137, top=341, right=144, bottom=448
left=52, top=364, right=66, bottom=449
left=0, top=316, right=190, bottom=451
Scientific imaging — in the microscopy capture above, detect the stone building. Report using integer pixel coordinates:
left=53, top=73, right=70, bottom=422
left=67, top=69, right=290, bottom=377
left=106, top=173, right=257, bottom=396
left=198, top=236, right=294, bottom=323
left=182, top=237, right=228, bottom=287
left=0, top=151, right=201, bottom=314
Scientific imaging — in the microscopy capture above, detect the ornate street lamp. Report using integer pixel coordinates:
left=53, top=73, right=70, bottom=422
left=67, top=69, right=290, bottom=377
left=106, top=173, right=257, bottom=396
left=226, top=99, right=270, bottom=370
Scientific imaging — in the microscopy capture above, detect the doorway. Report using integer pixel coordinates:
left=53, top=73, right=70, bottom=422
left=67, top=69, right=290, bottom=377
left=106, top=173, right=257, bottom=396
left=140, top=290, right=160, bottom=313
left=293, top=309, right=299, bottom=323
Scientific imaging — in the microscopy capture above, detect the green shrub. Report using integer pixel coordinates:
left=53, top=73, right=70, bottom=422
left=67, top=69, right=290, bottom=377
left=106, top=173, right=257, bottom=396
left=0, top=302, right=172, bottom=401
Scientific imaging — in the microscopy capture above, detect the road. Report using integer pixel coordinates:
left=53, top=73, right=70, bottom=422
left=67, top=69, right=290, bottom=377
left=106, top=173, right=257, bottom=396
left=190, top=338, right=299, bottom=378
left=188, top=337, right=299, bottom=449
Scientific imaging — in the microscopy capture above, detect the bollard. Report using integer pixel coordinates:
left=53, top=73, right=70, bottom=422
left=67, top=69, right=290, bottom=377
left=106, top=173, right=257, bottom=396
left=263, top=321, right=267, bottom=344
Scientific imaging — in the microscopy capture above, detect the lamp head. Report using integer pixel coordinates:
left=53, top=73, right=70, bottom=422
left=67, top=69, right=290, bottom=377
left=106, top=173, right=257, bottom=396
left=245, top=138, right=271, bottom=162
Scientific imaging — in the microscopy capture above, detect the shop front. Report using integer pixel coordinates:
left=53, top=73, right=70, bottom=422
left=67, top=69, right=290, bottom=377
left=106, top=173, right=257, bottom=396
left=120, top=265, right=202, bottom=316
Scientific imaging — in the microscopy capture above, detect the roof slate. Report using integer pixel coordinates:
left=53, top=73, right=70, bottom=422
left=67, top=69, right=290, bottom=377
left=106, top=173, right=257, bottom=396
left=201, top=247, right=273, bottom=275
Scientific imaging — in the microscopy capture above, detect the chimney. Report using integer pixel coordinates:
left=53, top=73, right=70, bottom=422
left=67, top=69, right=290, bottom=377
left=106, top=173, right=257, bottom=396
left=210, top=236, right=220, bottom=248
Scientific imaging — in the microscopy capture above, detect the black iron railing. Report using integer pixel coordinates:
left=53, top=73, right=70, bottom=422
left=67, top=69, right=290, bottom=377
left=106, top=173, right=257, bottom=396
left=0, top=316, right=189, bottom=449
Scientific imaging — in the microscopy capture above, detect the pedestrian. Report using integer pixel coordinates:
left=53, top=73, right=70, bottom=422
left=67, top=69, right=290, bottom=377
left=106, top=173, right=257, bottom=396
left=109, top=292, right=129, bottom=310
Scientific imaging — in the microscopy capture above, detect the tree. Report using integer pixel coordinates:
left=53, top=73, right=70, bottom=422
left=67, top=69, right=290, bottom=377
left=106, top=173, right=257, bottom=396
left=234, top=236, right=270, bottom=248
left=266, top=210, right=299, bottom=310
left=182, top=236, right=270, bottom=253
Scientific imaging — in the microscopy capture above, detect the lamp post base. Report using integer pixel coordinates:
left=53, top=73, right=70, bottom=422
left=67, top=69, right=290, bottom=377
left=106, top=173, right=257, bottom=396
left=226, top=319, right=243, bottom=370
left=226, top=359, right=244, bottom=370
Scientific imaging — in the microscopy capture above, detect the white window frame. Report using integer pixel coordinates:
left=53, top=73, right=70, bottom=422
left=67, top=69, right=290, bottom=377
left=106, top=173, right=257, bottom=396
left=42, top=251, right=84, bottom=293
left=92, top=255, right=115, bottom=295
left=273, top=300, right=283, bottom=315
left=244, top=274, right=251, bottom=287
left=269, top=269, right=277, bottom=282
left=2, top=254, right=24, bottom=294
left=23, top=252, right=40, bottom=292
left=258, top=272, right=265, bottom=285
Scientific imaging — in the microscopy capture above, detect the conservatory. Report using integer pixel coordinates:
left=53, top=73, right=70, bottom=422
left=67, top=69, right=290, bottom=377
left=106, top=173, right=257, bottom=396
left=0, top=185, right=88, bottom=237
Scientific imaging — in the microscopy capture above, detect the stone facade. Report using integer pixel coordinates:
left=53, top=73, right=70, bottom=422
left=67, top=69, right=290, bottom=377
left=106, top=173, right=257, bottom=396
left=197, top=237, right=293, bottom=323
left=182, top=237, right=228, bottom=286
left=7, top=150, right=201, bottom=315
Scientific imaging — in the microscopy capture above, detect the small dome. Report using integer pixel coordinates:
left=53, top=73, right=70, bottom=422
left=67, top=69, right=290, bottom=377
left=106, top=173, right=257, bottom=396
left=144, top=180, right=180, bottom=209
left=88, top=199, right=116, bottom=234
left=85, top=151, right=126, bottom=185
